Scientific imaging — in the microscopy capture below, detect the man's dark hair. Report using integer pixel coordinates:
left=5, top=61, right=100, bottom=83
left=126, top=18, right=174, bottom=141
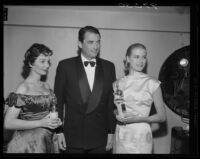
left=77, top=26, right=101, bottom=56
left=78, top=26, right=101, bottom=43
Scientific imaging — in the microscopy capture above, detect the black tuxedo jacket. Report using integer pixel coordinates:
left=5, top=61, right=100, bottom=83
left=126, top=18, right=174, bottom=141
left=54, top=55, right=116, bottom=149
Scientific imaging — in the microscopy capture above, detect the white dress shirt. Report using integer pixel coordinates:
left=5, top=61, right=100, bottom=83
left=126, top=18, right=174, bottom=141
left=81, top=54, right=96, bottom=91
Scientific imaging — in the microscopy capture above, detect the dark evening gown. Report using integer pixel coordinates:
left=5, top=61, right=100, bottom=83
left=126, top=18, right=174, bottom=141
left=4, top=89, right=59, bottom=153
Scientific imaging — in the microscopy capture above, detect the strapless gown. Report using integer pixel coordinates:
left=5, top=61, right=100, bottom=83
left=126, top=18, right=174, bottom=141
left=113, top=72, right=161, bottom=154
left=4, top=90, right=59, bottom=153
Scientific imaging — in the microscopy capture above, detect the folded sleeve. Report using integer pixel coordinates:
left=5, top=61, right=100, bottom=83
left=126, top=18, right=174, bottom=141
left=5, top=92, right=26, bottom=108
left=148, top=79, right=161, bottom=95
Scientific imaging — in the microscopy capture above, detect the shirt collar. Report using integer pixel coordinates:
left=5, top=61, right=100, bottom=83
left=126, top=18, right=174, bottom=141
left=81, top=54, right=96, bottom=63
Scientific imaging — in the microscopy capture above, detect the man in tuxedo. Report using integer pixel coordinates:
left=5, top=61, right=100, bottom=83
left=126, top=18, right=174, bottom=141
left=54, top=26, right=116, bottom=153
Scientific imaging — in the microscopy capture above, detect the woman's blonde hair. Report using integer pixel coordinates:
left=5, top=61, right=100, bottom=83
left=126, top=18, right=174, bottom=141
left=124, top=43, right=147, bottom=75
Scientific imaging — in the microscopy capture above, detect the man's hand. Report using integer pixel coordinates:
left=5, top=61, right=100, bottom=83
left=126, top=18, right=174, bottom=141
left=57, top=133, right=66, bottom=151
left=106, top=133, right=114, bottom=151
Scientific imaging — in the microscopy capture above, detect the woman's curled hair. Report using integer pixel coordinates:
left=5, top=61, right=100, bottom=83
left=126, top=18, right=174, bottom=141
left=21, top=43, right=53, bottom=79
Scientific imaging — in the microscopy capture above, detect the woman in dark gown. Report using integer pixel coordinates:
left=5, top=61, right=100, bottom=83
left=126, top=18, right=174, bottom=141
left=4, top=43, right=62, bottom=153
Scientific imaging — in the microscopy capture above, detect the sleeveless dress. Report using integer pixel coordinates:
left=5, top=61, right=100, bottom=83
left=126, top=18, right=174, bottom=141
left=4, top=89, right=59, bottom=153
left=113, top=72, right=161, bottom=154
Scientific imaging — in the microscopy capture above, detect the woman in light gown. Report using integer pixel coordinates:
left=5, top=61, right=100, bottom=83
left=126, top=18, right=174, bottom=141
left=113, top=43, right=166, bottom=154
left=4, top=43, right=62, bottom=153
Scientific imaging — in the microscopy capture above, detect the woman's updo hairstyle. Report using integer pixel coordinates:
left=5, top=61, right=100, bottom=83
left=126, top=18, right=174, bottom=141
left=21, top=43, right=53, bottom=79
left=123, top=43, right=147, bottom=75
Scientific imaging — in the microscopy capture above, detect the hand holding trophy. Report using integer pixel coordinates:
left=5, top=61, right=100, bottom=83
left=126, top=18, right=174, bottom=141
left=50, top=105, right=58, bottom=119
left=114, top=81, right=126, bottom=118
left=49, top=105, right=62, bottom=127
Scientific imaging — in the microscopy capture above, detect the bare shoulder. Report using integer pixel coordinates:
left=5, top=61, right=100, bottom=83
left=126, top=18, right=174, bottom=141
left=15, top=82, right=28, bottom=94
left=43, top=82, right=51, bottom=90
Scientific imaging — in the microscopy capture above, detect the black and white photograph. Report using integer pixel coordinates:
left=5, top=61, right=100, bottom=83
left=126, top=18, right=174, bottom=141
left=2, top=2, right=198, bottom=156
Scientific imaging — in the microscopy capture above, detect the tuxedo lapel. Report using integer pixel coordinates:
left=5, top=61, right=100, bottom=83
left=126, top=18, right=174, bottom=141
left=86, top=58, right=104, bottom=114
left=76, top=56, right=91, bottom=112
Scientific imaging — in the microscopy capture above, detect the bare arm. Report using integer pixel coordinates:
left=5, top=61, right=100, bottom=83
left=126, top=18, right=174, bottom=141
left=143, top=86, right=166, bottom=123
left=4, top=106, right=39, bottom=130
left=4, top=83, right=61, bottom=130
left=4, top=104, right=61, bottom=130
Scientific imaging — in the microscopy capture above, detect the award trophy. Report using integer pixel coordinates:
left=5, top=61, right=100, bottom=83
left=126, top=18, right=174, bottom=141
left=49, top=105, right=58, bottom=119
left=114, top=82, right=126, bottom=118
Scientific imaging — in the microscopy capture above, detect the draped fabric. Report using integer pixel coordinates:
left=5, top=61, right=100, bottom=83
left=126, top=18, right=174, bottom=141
left=4, top=90, right=59, bottom=153
left=113, top=72, right=160, bottom=154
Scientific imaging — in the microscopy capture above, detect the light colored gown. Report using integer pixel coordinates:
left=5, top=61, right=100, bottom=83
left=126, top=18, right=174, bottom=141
left=113, top=71, right=161, bottom=154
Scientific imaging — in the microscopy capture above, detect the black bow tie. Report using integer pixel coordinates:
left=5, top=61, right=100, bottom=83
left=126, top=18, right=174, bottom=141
left=84, top=61, right=96, bottom=67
